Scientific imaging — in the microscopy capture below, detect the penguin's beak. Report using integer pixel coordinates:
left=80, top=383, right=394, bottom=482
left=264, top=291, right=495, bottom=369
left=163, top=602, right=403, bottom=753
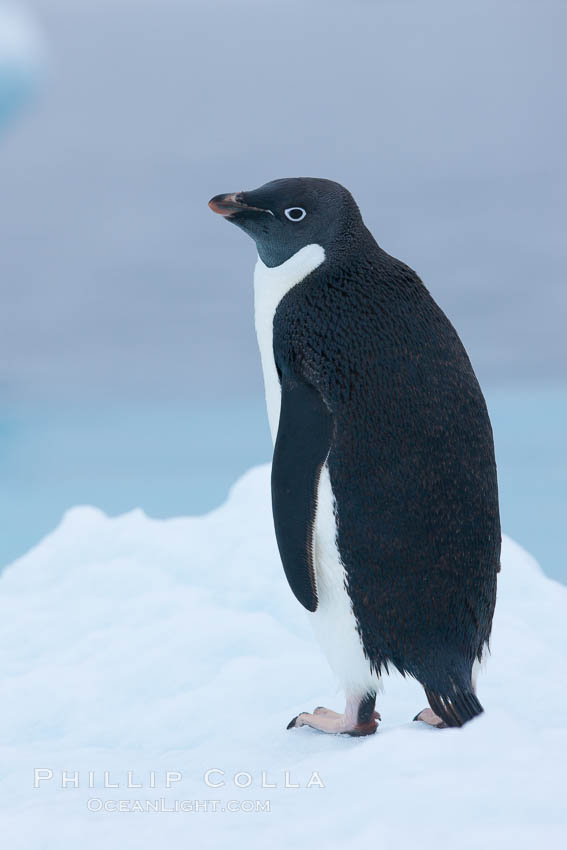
left=208, top=193, right=244, bottom=216
left=208, top=192, right=273, bottom=217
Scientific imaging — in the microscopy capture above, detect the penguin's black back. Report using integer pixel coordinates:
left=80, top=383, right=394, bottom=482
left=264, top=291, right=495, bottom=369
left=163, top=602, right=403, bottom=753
left=272, top=227, right=500, bottom=722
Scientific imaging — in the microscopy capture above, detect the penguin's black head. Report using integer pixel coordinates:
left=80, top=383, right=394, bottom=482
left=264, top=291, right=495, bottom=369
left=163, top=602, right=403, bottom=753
left=208, top=177, right=363, bottom=267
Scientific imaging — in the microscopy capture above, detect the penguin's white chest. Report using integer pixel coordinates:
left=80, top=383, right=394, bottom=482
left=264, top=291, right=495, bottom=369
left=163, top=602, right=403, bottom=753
left=253, top=244, right=325, bottom=442
left=253, top=245, right=378, bottom=696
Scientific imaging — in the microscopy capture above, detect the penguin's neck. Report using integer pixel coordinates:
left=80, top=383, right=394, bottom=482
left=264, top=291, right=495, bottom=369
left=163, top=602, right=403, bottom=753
left=253, top=243, right=326, bottom=442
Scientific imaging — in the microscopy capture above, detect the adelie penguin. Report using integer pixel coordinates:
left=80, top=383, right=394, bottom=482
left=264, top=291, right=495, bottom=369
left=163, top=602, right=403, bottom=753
left=209, top=179, right=500, bottom=734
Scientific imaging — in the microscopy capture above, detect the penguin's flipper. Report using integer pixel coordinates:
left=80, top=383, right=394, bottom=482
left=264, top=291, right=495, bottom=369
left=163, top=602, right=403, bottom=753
left=271, top=373, right=333, bottom=612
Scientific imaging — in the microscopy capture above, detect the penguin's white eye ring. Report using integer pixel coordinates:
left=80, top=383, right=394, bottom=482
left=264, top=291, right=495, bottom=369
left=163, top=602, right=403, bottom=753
left=284, top=207, right=307, bottom=221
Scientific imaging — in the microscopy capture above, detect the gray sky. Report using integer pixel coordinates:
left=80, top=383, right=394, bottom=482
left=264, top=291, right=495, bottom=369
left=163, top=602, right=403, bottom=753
left=1, top=0, right=565, bottom=403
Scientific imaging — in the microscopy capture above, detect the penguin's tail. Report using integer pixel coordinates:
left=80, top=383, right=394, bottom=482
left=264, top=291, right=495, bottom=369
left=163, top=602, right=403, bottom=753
left=424, top=684, right=484, bottom=728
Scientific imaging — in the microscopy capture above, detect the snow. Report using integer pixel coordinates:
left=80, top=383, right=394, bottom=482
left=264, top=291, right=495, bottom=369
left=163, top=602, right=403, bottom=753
left=1, top=463, right=565, bottom=849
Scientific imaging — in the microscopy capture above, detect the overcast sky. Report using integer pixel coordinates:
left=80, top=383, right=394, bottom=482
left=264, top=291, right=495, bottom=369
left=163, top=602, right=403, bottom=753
left=1, top=0, right=565, bottom=404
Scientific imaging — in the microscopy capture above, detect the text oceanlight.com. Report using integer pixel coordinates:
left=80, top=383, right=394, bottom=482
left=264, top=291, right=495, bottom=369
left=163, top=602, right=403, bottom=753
left=87, top=798, right=271, bottom=813
left=33, top=768, right=326, bottom=815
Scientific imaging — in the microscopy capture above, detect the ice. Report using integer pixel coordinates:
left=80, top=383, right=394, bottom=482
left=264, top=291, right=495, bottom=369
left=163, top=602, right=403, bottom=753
left=0, top=464, right=565, bottom=848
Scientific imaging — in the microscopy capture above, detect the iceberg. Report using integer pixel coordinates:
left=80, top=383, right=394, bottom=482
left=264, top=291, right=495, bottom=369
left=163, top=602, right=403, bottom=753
left=0, top=464, right=565, bottom=848
left=0, top=2, right=44, bottom=128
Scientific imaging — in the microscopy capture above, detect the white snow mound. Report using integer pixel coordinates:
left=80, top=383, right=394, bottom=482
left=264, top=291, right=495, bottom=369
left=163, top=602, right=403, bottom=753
left=1, top=464, right=566, bottom=849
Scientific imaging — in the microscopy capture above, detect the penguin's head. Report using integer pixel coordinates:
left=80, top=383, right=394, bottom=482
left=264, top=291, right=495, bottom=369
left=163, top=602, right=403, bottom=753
left=208, top=177, right=363, bottom=267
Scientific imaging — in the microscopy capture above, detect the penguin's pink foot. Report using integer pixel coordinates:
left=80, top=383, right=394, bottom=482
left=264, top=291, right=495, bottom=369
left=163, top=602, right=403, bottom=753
left=287, top=692, right=379, bottom=737
left=314, top=706, right=381, bottom=721
left=287, top=708, right=378, bottom=736
left=413, top=708, right=448, bottom=728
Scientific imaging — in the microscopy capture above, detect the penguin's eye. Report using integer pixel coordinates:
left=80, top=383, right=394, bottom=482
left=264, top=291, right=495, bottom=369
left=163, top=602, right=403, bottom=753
left=284, top=207, right=307, bottom=222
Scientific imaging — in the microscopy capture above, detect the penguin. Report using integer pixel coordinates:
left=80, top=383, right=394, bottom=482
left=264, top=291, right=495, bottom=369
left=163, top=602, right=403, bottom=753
left=209, top=178, right=500, bottom=734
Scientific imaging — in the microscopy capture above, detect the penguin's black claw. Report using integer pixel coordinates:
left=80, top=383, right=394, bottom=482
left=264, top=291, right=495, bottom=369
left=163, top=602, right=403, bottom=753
left=286, top=715, right=299, bottom=730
